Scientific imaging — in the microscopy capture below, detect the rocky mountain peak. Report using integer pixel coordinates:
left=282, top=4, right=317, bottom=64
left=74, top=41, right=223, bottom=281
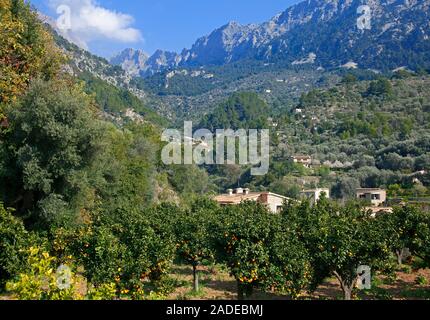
left=111, top=0, right=430, bottom=77
left=110, top=49, right=149, bottom=77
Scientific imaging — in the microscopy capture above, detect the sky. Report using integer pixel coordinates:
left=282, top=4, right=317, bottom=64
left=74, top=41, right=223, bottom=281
left=31, top=0, right=301, bottom=58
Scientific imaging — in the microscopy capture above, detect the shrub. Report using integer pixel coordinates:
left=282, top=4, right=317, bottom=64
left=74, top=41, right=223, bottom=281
left=6, top=247, right=82, bottom=300
left=86, top=283, right=117, bottom=300
left=415, top=275, right=428, bottom=286
left=0, top=203, right=32, bottom=288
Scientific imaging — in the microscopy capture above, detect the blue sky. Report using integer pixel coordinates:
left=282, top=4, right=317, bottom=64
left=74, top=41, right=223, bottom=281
left=31, top=0, right=301, bottom=58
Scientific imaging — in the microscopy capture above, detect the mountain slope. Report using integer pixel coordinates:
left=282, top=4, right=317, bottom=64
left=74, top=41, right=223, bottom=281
left=44, top=26, right=168, bottom=126
left=205, top=73, right=430, bottom=197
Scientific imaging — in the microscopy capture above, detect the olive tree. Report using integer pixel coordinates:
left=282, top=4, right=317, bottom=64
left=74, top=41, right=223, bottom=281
left=1, top=79, right=102, bottom=229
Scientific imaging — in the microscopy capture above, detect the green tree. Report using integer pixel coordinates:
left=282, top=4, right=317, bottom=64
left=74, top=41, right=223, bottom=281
left=174, top=198, right=218, bottom=292
left=200, top=92, right=269, bottom=131
left=169, top=165, right=210, bottom=195
left=367, top=78, right=393, bottom=97
left=0, top=79, right=102, bottom=229
left=266, top=215, right=312, bottom=298
left=411, top=211, right=430, bottom=269
left=79, top=206, right=176, bottom=295
left=77, top=225, right=126, bottom=292
left=379, top=205, right=423, bottom=265
left=283, top=200, right=392, bottom=300
left=0, top=0, right=62, bottom=108
left=214, top=202, right=274, bottom=300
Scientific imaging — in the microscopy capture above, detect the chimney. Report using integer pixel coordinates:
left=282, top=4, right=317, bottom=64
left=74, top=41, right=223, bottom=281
left=227, top=189, right=233, bottom=196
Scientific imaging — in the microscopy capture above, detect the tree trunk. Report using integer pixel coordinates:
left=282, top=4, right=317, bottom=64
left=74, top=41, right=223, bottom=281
left=334, top=271, right=355, bottom=301
left=237, top=281, right=253, bottom=300
left=237, top=281, right=244, bottom=300
left=396, top=249, right=403, bottom=266
left=343, top=286, right=353, bottom=300
left=193, top=264, right=199, bottom=292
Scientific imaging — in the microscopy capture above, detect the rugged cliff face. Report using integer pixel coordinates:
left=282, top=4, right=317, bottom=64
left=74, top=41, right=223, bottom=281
left=112, top=0, right=430, bottom=76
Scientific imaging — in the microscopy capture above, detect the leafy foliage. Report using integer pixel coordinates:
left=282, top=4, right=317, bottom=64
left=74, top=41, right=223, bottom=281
left=200, top=92, right=269, bottom=130
left=174, top=198, right=218, bottom=291
left=0, top=203, right=32, bottom=288
left=6, top=247, right=81, bottom=300
left=0, top=0, right=62, bottom=108
left=213, top=201, right=310, bottom=299
left=0, top=79, right=102, bottom=229
left=282, top=199, right=393, bottom=300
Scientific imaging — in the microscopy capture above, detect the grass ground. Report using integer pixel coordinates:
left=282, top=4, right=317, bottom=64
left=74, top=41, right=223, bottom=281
left=166, top=264, right=430, bottom=300
left=1, top=264, right=429, bottom=300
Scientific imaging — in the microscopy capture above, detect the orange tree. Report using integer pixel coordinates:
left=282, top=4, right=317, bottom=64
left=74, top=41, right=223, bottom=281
left=213, top=201, right=272, bottom=299
left=282, top=199, right=393, bottom=300
left=213, top=201, right=311, bottom=300
left=412, top=210, right=430, bottom=269
left=77, top=205, right=176, bottom=297
left=378, top=205, right=425, bottom=265
left=265, top=214, right=312, bottom=298
left=143, top=203, right=179, bottom=285
left=174, top=198, right=218, bottom=292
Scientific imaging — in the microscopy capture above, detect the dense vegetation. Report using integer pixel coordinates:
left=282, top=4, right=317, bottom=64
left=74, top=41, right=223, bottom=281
left=0, top=0, right=62, bottom=113
left=0, top=0, right=429, bottom=301
left=200, top=92, right=269, bottom=131
left=198, top=72, right=430, bottom=202
left=78, top=72, right=167, bottom=126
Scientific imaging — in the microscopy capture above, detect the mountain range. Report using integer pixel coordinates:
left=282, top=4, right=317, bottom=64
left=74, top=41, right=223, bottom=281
left=45, top=0, right=430, bottom=123
left=111, top=0, right=430, bottom=77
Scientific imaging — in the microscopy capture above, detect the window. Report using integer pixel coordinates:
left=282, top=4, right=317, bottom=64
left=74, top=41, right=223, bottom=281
left=371, top=194, right=381, bottom=200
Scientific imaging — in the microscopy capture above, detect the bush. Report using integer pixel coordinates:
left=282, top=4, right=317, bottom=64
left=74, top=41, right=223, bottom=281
left=78, top=207, right=176, bottom=295
left=6, top=247, right=82, bottom=300
left=415, top=275, right=428, bottom=286
left=0, top=203, right=32, bottom=288
left=86, top=283, right=117, bottom=300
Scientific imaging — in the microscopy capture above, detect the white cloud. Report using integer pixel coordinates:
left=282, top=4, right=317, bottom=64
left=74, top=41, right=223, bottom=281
left=48, top=0, right=142, bottom=49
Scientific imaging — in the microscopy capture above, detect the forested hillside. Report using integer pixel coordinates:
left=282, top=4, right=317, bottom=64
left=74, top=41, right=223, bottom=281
left=200, top=73, right=430, bottom=201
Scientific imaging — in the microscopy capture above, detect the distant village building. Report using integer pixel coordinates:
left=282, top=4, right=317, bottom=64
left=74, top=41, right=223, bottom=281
left=312, top=159, right=322, bottom=167
left=365, top=206, right=394, bottom=217
left=301, top=188, right=330, bottom=204
left=412, top=178, right=421, bottom=184
left=291, top=155, right=312, bottom=168
left=356, top=188, right=387, bottom=207
left=213, top=188, right=290, bottom=214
